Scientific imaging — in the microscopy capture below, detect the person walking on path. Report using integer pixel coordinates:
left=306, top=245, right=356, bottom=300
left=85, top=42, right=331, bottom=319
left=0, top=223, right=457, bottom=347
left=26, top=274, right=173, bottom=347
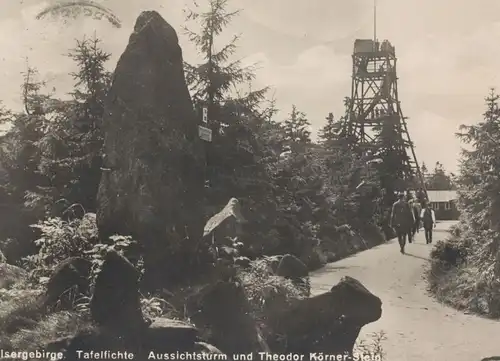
left=411, top=199, right=422, bottom=239
left=390, top=192, right=415, bottom=254
left=420, top=202, right=436, bottom=244
left=406, top=190, right=420, bottom=243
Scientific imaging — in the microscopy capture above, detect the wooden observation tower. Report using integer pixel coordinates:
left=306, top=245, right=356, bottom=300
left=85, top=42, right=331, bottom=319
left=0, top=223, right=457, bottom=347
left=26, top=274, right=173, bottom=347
left=339, top=0, right=427, bottom=196
left=341, top=37, right=426, bottom=194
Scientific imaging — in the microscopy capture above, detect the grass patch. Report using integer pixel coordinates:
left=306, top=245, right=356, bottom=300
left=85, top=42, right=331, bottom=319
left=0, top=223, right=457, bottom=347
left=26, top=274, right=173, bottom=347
left=0, top=286, right=92, bottom=353
left=9, top=311, right=92, bottom=350
left=354, top=331, right=387, bottom=360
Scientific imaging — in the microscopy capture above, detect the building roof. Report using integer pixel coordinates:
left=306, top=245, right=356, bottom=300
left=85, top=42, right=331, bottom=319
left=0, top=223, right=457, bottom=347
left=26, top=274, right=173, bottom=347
left=427, top=190, right=458, bottom=203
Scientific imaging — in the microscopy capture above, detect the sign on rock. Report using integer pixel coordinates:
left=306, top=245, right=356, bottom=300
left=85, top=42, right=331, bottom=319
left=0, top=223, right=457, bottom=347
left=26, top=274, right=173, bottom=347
left=202, top=107, right=208, bottom=124
left=198, top=125, right=212, bottom=142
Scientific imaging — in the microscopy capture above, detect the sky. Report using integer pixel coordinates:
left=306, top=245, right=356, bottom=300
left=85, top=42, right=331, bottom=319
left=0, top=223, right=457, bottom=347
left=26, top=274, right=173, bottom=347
left=2, top=0, right=500, bottom=173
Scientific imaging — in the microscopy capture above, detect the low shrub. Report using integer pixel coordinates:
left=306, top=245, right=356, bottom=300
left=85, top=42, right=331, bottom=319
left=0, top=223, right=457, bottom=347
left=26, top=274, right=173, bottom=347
left=430, top=238, right=467, bottom=269
left=428, top=223, right=500, bottom=317
left=239, top=257, right=309, bottom=341
left=241, top=257, right=309, bottom=307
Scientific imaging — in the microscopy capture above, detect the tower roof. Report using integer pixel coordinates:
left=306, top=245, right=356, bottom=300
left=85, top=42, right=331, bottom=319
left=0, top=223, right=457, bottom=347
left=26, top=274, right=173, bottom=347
left=353, top=39, right=395, bottom=55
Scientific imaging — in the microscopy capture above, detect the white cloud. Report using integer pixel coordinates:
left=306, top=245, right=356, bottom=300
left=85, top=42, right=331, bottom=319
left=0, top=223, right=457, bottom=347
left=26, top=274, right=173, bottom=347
left=243, top=46, right=351, bottom=134
left=249, top=46, right=349, bottom=90
left=407, top=111, right=461, bottom=171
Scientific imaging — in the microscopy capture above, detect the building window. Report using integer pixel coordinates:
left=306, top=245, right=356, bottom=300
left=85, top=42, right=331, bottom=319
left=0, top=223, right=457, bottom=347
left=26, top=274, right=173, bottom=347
left=435, top=202, right=444, bottom=210
left=444, top=202, right=451, bottom=210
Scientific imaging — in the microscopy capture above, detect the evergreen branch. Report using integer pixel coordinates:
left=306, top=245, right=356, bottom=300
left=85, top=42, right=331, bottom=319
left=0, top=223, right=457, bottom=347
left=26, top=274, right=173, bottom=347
left=212, top=35, right=240, bottom=63
left=182, top=26, right=204, bottom=46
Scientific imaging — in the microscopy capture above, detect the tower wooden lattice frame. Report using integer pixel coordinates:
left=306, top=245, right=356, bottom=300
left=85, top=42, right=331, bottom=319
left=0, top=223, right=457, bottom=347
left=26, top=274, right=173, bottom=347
left=342, top=39, right=426, bottom=193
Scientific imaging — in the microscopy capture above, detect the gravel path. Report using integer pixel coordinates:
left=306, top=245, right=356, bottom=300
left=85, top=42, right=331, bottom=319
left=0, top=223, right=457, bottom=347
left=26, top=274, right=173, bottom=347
left=310, top=221, right=500, bottom=361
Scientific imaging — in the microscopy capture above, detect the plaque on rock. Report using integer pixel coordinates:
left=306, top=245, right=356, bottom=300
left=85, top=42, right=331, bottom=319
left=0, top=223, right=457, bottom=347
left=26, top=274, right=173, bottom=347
left=198, top=125, right=212, bottom=142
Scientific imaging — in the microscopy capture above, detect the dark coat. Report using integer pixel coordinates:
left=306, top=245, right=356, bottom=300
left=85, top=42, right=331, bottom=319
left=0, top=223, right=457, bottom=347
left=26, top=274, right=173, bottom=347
left=410, top=200, right=422, bottom=220
left=390, top=199, right=414, bottom=230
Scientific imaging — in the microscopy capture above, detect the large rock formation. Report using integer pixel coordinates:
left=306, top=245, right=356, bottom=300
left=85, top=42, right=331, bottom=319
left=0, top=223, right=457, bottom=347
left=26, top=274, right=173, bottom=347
left=96, top=11, right=205, bottom=288
left=188, top=281, right=269, bottom=355
left=203, top=198, right=247, bottom=241
left=267, top=276, right=382, bottom=357
left=275, top=253, right=308, bottom=279
left=90, top=250, right=148, bottom=332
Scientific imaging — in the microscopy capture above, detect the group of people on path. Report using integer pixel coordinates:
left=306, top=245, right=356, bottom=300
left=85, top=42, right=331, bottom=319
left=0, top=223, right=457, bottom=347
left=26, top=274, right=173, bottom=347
left=389, top=190, right=436, bottom=254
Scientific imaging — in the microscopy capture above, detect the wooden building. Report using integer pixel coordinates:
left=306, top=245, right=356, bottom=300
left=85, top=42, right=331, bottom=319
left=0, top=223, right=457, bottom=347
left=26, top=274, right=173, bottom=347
left=426, top=190, right=459, bottom=220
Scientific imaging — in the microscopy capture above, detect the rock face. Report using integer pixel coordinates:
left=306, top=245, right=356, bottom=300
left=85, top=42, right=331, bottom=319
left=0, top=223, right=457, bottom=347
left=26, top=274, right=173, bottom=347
left=203, top=198, right=247, bottom=241
left=90, top=250, right=148, bottom=331
left=96, top=10, right=205, bottom=288
left=275, top=254, right=310, bottom=296
left=188, top=281, right=269, bottom=354
left=268, top=276, right=382, bottom=356
left=44, top=257, right=92, bottom=310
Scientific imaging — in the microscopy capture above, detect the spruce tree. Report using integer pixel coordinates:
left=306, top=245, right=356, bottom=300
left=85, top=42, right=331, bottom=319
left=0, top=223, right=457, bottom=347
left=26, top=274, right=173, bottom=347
left=421, top=162, right=428, bottom=176
left=426, top=161, right=453, bottom=190
left=283, top=105, right=311, bottom=145
left=37, top=37, right=111, bottom=216
left=183, top=0, right=276, bottom=223
left=6, top=65, right=49, bottom=199
left=318, top=112, right=336, bottom=142
left=183, top=0, right=267, bottom=133
left=457, top=88, right=500, bottom=230
left=451, top=88, right=500, bottom=316
left=0, top=65, right=51, bottom=258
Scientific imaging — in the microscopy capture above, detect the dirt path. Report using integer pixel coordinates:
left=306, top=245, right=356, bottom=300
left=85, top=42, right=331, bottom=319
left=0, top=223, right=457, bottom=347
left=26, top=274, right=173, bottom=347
left=310, top=221, right=500, bottom=361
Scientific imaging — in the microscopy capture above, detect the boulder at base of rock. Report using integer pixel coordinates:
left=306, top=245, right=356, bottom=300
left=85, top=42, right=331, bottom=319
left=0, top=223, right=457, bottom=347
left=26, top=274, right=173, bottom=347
left=276, top=254, right=309, bottom=279
left=50, top=318, right=222, bottom=361
left=96, top=10, right=205, bottom=289
left=268, top=276, right=382, bottom=356
left=188, top=281, right=269, bottom=354
left=141, top=318, right=200, bottom=352
left=90, top=250, right=148, bottom=332
left=44, top=257, right=92, bottom=310
left=194, top=342, right=224, bottom=354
